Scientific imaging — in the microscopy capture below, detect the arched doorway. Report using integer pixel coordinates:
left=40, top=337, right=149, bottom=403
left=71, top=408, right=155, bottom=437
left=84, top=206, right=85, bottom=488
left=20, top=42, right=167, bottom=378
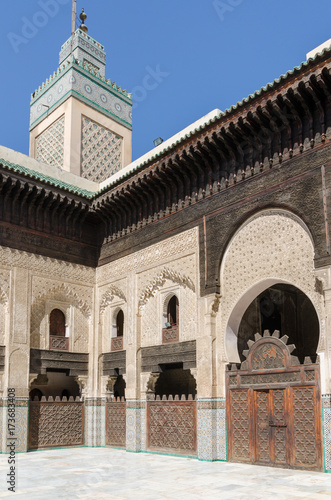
left=237, top=284, right=319, bottom=364
left=225, top=283, right=322, bottom=471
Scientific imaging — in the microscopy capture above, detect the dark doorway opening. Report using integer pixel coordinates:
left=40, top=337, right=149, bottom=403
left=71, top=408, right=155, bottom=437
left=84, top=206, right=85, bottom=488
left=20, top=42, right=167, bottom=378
left=237, top=284, right=319, bottom=363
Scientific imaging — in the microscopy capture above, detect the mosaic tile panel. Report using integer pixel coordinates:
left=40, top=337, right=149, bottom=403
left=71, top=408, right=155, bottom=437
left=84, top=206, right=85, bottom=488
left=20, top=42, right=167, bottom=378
left=35, top=115, right=65, bottom=168
left=2, top=400, right=29, bottom=453
left=197, top=399, right=226, bottom=461
left=59, top=30, right=106, bottom=69
left=323, top=396, right=331, bottom=471
left=30, top=67, right=132, bottom=129
left=216, top=408, right=227, bottom=460
left=81, top=117, right=122, bottom=182
left=85, top=399, right=106, bottom=447
left=197, top=410, right=213, bottom=461
left=126, top=401, right=146, bottom=452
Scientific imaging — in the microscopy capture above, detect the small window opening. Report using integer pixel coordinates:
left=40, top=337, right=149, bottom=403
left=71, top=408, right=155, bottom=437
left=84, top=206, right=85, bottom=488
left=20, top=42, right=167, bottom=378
left=167, top=296, right=179, bottom=327
left=49, top=309, right=66, bottom=336
left=116, top=310, right=124, bottom=337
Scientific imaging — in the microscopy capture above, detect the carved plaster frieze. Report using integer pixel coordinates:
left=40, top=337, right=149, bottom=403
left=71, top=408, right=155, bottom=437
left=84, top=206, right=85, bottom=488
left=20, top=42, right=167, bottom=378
left=138, top=267, right=195, bottom=311
left=100, top=285, right=126, bottom=314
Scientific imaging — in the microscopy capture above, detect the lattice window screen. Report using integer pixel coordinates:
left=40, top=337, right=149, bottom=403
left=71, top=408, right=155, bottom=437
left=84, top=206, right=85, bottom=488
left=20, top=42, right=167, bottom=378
left=81, top=117, right=123, bottom=182
left=35, top=115, right=65, bottom=168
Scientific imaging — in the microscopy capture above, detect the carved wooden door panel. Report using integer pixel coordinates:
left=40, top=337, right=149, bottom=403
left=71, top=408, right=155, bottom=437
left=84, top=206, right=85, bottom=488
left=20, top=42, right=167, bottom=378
left=226, top=332, right=323, bottom=471
left=254, top=389, right=288, bottom=466
left=254, top=389, right=271, bottom=464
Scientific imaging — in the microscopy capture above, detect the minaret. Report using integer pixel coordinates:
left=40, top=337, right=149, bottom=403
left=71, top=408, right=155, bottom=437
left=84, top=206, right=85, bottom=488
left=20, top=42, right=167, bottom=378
left=29, top=8, right=132, bottom=182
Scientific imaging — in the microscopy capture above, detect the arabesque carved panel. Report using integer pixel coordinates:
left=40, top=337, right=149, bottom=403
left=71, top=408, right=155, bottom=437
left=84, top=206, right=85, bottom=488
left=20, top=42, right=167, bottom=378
left=255, top=391, right=269, bottom=462
left=251, top=344, right=285, bottom=370
left=28, top=401, right=84, bottom=449
left=229, top=390, right=250, bottom=461
left=147, top=401, right=196, bottom=455
left=293, top=387, right=317, bottom=466
left=106, top=402, right=126, bottom=447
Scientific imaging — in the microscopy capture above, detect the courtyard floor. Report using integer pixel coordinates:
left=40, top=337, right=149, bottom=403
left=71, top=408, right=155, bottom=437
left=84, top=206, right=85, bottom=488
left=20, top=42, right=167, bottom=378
left=0, top=447, right=331, bottom=499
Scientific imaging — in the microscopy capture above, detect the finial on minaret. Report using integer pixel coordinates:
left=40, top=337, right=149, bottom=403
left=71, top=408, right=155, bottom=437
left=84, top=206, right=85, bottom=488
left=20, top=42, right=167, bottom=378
left=79, top=8, right=88, bottom=33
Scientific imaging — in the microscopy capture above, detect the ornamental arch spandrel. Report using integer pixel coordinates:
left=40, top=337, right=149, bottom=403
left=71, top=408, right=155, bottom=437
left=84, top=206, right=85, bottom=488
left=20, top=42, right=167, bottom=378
left=219, top=209, right=325, bottom=471
left=216, top=209, right=325, bottom=393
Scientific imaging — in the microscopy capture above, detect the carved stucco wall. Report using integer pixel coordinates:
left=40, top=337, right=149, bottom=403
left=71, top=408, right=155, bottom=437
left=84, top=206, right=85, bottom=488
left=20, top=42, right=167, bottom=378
left=0, top=271, right=10, bottom=346
left=30, top=279, right=93, bottom=352
left=99, top=279, right=127, bottom=352
left=81, top=117, right=123, bottom=182
left=35, top=115, right=65, bottom=168
left=96, top=228, right=198, bottom=284
left=0, top=246, right=94, bottom=356
left=219, top=210, right=324, bottom=361
left=97, top=228, right=199, bottom=348
left=140, top=280, right=197, bottom=347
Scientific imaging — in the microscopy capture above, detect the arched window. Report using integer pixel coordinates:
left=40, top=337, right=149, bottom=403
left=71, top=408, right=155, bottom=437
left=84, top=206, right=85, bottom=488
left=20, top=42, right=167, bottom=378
left=167, top=295, right=179, bottom=326
left=116, top=309, right=124, bottom=337
left=49, top=309, right=66, bottom=337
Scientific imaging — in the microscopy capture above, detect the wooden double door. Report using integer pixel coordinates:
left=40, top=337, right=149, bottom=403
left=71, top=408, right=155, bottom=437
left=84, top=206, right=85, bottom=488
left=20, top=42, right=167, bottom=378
left=254, top=388, right=288, bottom=466
left=226, top=335, right=323, bottom=470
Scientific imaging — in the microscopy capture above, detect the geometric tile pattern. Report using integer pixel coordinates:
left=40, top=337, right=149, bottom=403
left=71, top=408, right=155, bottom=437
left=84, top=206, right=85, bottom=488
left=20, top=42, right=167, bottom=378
left=216, top=408, right=226, bottom=460
left=35, top=115, right=65, bottom=168
left=81, top=117, right=122, bottom=182
left=30, top=67, right=132, bottom=130
left=197, top=400, right=226, bottom=461
left=0, top=400, right=29, bottom=453
left=323, top=404, right=331, bottom=471
left=126, top=401, right=146, bottom=452
left=85, top=399, right=106, bottom=447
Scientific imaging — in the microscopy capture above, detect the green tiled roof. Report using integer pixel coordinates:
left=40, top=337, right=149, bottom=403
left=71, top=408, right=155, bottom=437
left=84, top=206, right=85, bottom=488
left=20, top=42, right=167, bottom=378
left=0, top=159, right=95, bottom=199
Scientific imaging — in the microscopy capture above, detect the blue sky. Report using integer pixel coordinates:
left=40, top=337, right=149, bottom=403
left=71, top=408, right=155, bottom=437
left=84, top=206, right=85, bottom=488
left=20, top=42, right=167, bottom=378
left=1, top=0, right=331, bottom=162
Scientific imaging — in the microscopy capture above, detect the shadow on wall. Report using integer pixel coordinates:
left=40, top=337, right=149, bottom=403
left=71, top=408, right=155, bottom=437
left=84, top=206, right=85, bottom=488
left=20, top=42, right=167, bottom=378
left=237, top=284, right=319, bottom=364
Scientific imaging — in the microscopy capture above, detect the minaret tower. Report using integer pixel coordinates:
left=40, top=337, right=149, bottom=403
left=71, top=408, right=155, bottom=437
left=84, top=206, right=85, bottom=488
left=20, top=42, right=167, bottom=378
left=29, top=6, right=132, bottom=182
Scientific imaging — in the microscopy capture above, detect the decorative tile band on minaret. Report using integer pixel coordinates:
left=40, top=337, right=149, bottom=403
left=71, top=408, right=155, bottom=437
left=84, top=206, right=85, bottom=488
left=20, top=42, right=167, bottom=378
left=29, top=8, right=132, bottom=182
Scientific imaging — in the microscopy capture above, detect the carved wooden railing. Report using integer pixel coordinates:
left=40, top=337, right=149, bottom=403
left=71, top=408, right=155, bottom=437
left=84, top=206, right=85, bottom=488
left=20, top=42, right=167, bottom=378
left=162, top=325, right=179, bottom=343
left=111, top=336, right=123, bottom=351
left=106, top=396, right=126, bottom=447
left=147, top=394, right=197, bottom=456
left=50, top=336, right=69, bottom=351
left=28, top=396, right=84, bottom=450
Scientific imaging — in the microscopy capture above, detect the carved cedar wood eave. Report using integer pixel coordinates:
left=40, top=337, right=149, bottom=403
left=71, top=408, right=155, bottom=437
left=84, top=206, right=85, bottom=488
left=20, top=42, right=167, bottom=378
left=1, top=56, right=331, bottom=269
left=92, top=57, right=331, bottom=244
left=226, top=332, right=323, bottom=471
left=0, top=166, right=101, bottom=266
